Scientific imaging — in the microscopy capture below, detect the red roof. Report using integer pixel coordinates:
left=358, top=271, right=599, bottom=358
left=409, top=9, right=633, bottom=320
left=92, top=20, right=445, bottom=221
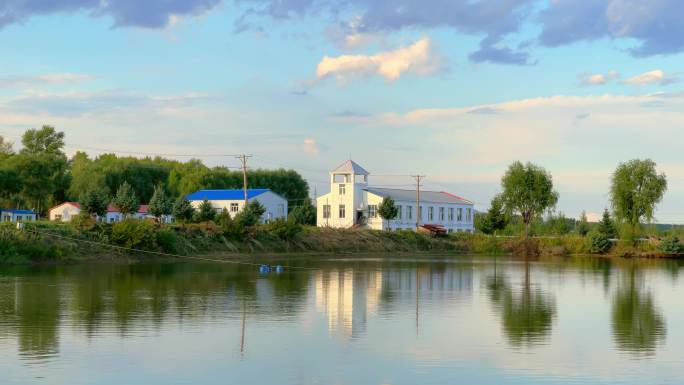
left=48, top=202, right=81, bottom=212
left=440, top=191, right=473, bottom=204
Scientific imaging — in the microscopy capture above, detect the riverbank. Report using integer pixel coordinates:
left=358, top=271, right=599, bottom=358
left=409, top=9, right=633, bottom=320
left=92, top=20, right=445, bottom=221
left=0, top=220, right=679, bottom=264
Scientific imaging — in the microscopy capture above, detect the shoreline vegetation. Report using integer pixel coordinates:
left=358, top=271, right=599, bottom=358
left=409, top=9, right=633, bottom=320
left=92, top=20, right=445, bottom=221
left=2, top=219, right=682, bottom=265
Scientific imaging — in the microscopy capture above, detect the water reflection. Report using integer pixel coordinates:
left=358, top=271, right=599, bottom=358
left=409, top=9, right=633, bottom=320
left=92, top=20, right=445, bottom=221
left=488, top=260, right=556, bottom=347
left=611, top=266, right=667, bottom=356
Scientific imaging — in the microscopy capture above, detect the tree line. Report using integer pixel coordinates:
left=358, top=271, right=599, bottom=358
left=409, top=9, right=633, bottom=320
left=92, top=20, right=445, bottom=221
left=0, top=126, right=314, bottom=221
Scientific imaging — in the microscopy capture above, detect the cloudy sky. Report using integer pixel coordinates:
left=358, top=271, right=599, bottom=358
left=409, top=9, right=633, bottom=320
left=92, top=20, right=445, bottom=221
left=1, top=0, right=683, bottom=222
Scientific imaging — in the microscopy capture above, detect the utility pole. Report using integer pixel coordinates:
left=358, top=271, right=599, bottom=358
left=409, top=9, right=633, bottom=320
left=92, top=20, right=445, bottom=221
left=236, top=154, right=252, bottom=206
left=411, top=175, right=425, bottom=230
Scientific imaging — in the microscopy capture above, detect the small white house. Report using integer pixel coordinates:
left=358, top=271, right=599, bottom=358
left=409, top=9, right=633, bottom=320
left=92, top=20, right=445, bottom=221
left=0, top=209, right=37, bottom=222
left=49, top=202, right=82, bottom=222
left=186, top=189, right=288, bottom=223
left=316, top=160, right=475, bottom=232
left=49, top=202, right=172, bottom=223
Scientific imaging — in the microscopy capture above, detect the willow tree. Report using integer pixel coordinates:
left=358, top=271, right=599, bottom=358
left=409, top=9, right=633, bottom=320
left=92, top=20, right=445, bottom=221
left=610, top=159, right=667, bottom=240
left=500, top=161, right=559, bottom=238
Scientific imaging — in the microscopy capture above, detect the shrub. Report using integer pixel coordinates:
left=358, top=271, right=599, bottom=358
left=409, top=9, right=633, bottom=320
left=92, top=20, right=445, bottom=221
left=111, top=219, right=156, bottom=249
left=264, top=219, right=302, bottom=240
left=658, top=236, right=683, bottom=254
left=588, top=232, right=612, bottom=254
left=70, top=212, right=97, bottom=232
left=156, top=229, right=178, bottom=253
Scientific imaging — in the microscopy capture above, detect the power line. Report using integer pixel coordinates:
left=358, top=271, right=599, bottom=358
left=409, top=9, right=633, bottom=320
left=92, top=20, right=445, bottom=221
left=411, top=175, right=426, bottom=230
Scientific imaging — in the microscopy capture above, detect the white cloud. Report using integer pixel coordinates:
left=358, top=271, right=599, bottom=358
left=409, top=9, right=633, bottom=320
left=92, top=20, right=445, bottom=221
left=302, top=138, right=320, bottom=156
left=623, top=70, right=680, bottom=86
left=580, top=70, right=619, bottom=85
left=0, top=73, right=93, bottom=89
left=315, top=37, right=445, bottom=83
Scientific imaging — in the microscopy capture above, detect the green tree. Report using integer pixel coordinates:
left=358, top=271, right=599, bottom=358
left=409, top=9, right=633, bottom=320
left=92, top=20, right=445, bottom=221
left=378, top=196, right=399, bottom=230
left=172, top=197, right=195, bottom=223
left=577, top=211, right=590, bottom=236
left=500, top=161, right=559, bottom=238
left=148, top=185, right=171, bottom=220
left=0, top=135, right=13, bottom=160
left=486, top=195, right=508, bottom=235
left=288, top=199, right=316, bottom=225
left=80, top=188, right=109, bottom=218
left=112, top=182, right=139, bottom=218
left=234, top=201, right=266, bottom=228
left=597, top=209, right=618, bottom=238
left=194, top=199, right=216, bottom=222
left=20, top=125, right=65, bottom=156
left=610, top=159, right=667, bottom=240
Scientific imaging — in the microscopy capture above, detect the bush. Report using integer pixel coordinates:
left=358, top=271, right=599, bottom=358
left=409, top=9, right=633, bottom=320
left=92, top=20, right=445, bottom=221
left=156, top=229, right=178, bottom=253
left=264, top=219, right=302, bottom=240
left=111, top=219, right=157, bottom=249
left=659, top=236, right=683, bottom=254
left=70, top=213, right=97, bottom=232
left=588, top=232, right=612, bottom=254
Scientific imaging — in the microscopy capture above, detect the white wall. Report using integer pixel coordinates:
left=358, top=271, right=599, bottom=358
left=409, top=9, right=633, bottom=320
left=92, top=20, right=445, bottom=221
left=190, top=191, right=287, bottom=223
left=49, top=204, right=81, bottom=222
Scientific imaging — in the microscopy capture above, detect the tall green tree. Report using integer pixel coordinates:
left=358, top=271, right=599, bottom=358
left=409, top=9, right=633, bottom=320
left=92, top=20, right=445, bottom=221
left=378, top=196, right=399, bottom=230
left=81, top=188, right=109, bottom=218
left=148, top=185, right=171, bottom=220
left=576, top=211, right=590, bottom=236
left=485, top=195, right=508, bottom=235
left=195, top=199, right=216, bottom=222
left=234, top=201, right=266, bottom=228
left=0, top=136, right=13, bottom=160
left=288, top=199, right=316, bottom=225
left=500, top=161, right=559, bottom=238
left=172, top=197, right=195, bottom=223
left=610, top=159, right=667, bottom=239
left=20, top=125, right=65, bottom=156
left=112, top=182, right=139, bottom=218
left=597, top=209, right=618, bottom=239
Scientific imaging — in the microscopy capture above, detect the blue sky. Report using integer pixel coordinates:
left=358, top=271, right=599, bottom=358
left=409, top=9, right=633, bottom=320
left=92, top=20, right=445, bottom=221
left=1, top=0, right=683, bottom=222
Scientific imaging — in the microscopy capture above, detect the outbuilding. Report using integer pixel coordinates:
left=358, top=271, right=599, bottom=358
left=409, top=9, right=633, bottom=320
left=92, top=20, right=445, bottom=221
left=0, top=209, right=38, bottom=222
left=186, top=189, right=288, bottom=223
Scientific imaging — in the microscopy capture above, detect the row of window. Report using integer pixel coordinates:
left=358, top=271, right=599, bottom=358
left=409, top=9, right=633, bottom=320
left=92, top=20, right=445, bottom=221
left=321, top=204, right=472, bottom=222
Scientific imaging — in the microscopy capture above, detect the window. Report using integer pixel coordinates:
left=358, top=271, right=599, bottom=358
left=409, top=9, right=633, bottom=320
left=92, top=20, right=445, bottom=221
left=230, top=203, right=239, bottom=212
left=323, top=205, right=331, bottom=219
left=457, top=208, right=463, bottom=222
left=407, top=206, right=413, bottom=220
left=448, top=208, right=454, bottom=221
left=368, top=205, right=378, bottom=218
left=55, top=214, right=63, bottom=221
left=397, top=205, right=403, bottom=219
left=428, top=207, right=434, bottom=221
left=439, top=207, right=445, bottom=221
left=339, top=184, right=346, bottom=195
left=16, top=215, right=22, bottom=221
left=466, top=208, right=472, bottom=222
left=339, top=204, right=346, bottom=219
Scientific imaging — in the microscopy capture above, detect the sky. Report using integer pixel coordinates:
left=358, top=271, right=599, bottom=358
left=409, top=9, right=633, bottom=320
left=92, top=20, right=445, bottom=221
left=1, top=0, right=683, bottom=222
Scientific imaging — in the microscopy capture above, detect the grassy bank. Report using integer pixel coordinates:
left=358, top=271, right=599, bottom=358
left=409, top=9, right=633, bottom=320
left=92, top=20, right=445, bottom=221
left=0, top=220, right=678, bottom=264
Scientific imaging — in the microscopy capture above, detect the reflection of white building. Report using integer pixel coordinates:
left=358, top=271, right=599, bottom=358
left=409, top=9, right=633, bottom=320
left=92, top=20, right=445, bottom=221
left=316, top=160, right=475, bottom=232
left=314, top=269, right=383, bottom=338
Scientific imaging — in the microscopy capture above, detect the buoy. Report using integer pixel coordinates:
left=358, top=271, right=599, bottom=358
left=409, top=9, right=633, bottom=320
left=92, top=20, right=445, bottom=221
left=259, top=264, right=271, bottom=274
left=275, top=265, right=284, bottom=273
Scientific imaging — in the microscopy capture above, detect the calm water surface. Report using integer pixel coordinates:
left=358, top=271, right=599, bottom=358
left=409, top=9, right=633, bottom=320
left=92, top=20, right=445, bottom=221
left=0, top=255, right=682, bottom=385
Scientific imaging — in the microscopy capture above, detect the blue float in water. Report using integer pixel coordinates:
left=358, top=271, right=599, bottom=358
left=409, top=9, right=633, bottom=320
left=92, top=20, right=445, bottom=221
left=259, top=265, right=271, bottom=274
left=275, top=265, right=284, bottom=273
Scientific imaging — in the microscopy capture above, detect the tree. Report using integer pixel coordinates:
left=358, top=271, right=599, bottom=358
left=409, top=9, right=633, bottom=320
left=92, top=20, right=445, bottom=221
left=486, top=195, right=508, bottom=235
left=0, top=136, right=13, bottom=160
left=288, top=199, right=316, bottom=225
left=378, top=196, right=399, bottom=230
left=112, top=182, right=139, bottom=218
left=80, top=188, right=109, bottom=218
left=597, top=209, right=618, bottom=239
left=172, top=197, right=195, bottom=223
left=148, top=185, right=171, bottom=220
left=20, top=125, right=65, bottom=156
left=577, top=211, right=590, bottom=236
left=500, top=161, right=559, bottom=238
left=195, top=199, right=216, bottom=222
left=234, top=201, right=266, bottom=228
left=610, top=159, right=667, bottom=239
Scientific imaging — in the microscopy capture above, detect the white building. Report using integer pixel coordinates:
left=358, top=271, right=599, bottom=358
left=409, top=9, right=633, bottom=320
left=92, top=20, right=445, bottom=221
left=186, top=189, right=287, bottom=223
left=48, top=202, right=172, bottom=223
left=0, top=209, right=37, bottom=222
left=316, top=160, right=475, bottom=232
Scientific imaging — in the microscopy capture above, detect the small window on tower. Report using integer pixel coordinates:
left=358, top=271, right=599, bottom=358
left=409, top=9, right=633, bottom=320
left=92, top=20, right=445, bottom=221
left=339, top=184, right=346, bottom=195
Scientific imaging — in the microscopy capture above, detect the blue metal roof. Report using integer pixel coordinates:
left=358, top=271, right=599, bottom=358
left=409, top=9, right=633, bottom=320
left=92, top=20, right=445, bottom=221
left=186, top=189, right=270, bottom=201
left=1, top=209, right=36, bottom=214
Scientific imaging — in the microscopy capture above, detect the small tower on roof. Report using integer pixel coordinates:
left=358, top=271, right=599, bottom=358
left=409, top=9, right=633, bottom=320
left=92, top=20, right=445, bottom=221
left=329, top=160, right=369, bottom=227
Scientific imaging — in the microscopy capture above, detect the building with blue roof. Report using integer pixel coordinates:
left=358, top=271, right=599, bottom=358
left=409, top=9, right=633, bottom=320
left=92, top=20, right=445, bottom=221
left=186, top=189, right=287, bottom=222
left=1, top=209, right=37, bottom=222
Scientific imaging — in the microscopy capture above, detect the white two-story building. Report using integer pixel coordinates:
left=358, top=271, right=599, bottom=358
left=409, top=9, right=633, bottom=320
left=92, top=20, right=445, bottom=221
left=316, top=160, right=475, bottom=232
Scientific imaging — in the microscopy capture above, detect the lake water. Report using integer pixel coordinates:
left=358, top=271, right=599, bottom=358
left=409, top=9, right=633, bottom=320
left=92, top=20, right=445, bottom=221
left=0, top=256, right=683, bottom=385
